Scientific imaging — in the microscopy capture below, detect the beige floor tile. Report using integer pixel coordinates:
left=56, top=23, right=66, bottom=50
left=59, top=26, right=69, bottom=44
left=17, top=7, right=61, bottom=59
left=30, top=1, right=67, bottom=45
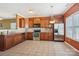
left=0, top=40, right=79, bottom=56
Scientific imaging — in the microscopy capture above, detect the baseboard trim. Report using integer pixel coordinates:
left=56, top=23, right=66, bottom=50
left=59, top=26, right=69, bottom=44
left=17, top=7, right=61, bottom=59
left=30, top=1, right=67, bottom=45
left=64, top=41, right=79, bottom=53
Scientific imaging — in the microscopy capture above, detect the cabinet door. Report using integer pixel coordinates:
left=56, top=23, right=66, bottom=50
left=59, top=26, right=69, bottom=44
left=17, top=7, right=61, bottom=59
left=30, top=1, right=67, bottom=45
left=5, top=35, right=14, bottom=49
left=40, top=17, right=49, bottom=28
left=14, top=34, right=22, bottom=45
left=40, top=32, right=49, bottom=41
left=44, top=19, right=49, bottom=28
left=48, top=32, right=53, bottom=41
left=21, top=33, right=25, bottom=41
left=25, top=32, right=27, bottom=40
left=19, top=18, right=25, bottom=28
left=29, top=18, right=34, bottom=28
left=40, top=19, right=44, bottom=28
left=44, top=33, right=48, bottom=40
left=27, top=32, right=33, bottom=40
left=34, top=17, right=40, bottom=24
left=40, top=32, right=53, bottom=41
left=0, top=35, right=5, bottom=50
left=40, top=32, right=45, bottom=40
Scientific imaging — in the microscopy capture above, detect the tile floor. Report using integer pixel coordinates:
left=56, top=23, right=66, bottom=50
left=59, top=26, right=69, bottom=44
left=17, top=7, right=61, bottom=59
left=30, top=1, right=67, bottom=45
left=0, top=40, right=79, bottom=56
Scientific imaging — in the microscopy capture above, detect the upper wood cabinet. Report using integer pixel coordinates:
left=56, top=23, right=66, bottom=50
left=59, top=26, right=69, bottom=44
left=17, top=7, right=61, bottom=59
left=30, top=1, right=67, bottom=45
left=19, top=18, right=25, bottom=28
left=54, top=15, right=64, bottom=23
left=28, top=17, right=50, bottom=28
left=28, top=18, right=34, bottom=28
left=40, top=17, right=50, bottom=28
left=34, top=17, right=40, bottom=24
left=16, top=14, right=25, bottom=28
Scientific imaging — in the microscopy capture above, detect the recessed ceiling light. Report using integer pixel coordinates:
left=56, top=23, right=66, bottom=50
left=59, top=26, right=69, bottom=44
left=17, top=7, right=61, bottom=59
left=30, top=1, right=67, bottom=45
left=28, top=9, right=33, bottom=14
left=50, top=20, right=55, bottom=24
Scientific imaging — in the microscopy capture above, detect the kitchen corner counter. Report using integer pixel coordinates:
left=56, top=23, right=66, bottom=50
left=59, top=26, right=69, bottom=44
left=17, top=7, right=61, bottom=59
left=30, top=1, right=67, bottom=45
left=0, top=32, right=26, bottom=51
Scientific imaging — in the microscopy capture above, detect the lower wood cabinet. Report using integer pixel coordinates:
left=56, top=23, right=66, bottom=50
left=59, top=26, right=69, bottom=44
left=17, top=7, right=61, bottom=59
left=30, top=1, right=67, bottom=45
left=21, top=33, right=26, bottom=41
left=0, top=35, right=5, bottom=50
left=0, top=33, right=26, bottom=51
left=14, top=34, right=22, bottom=45
left=0, top=32, right=53, bottom=51
left=25, top=32, right=27, bottom=40
left=5, top=35, right=15, bottom=50
left=48, top=32, right=54, bottom=41
left=27, top=32, right=33, bottom=40
left=40, top=32, right=53, bottom=41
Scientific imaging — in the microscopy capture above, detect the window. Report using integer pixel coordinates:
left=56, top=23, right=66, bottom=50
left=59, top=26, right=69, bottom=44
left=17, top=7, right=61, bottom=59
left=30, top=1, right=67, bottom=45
left=66, top=10, right=79, bottom=42
left=10, top=22, right=16, bottom=29
left=66, top=15, right=73, bottom=38
left=73, top=13, right=79, bottom=42
left=66, top=16, right=73, bottom=27
left=75, top=28, right=79, bottom=42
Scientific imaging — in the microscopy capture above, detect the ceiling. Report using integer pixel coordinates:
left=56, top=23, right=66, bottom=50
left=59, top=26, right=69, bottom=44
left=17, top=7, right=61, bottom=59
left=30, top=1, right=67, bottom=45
left=0, top=3, right=74, bottom=19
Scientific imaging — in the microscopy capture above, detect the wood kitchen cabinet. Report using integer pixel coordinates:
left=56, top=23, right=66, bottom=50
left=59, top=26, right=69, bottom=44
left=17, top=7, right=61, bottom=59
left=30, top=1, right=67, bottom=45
left=0, top=33, right=26, bottom=51
left=14, top=33, right=26, bottom=45
left=40, top=32, right=49, bottom=41
left=40, top=32, right=44, bottom=40
left=29, top=18, right=34, bottom=28
left=40, top=19, right=45, bottom=28
left=48, top=32, right=53, bottom=41
left=5, top=35, right=15, bottom=49
left=44, top=19, right=49, bottom=28
left=14, top=34, right=23, bottom=45
left=25, top=32, right=27, bottom=40
left=0, top=35, right=4, bottom=50
left=40, top=32, right=53, bottom=41
left=34, top=17, right=40, bottom=24
left=28, top=17, right=50, bottom=28
left=21, top=33, right=26, bottom=41
left=27, top=32, right=33, bottom=40
left=19, top=18, right=25, bottom=28
left=40, top=17, right=50, bottom=28
left=0, top=35, right=15, bottom=50
left=44, top=33, right=49, bottom=40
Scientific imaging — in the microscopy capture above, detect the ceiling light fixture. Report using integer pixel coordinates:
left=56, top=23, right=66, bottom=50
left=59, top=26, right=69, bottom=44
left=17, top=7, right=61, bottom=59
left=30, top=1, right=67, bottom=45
left=50, top=6, right=56, bottom=24
left=50, top=20, right=55, bottom=24
left=28, top=9, right=33, bottom=14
